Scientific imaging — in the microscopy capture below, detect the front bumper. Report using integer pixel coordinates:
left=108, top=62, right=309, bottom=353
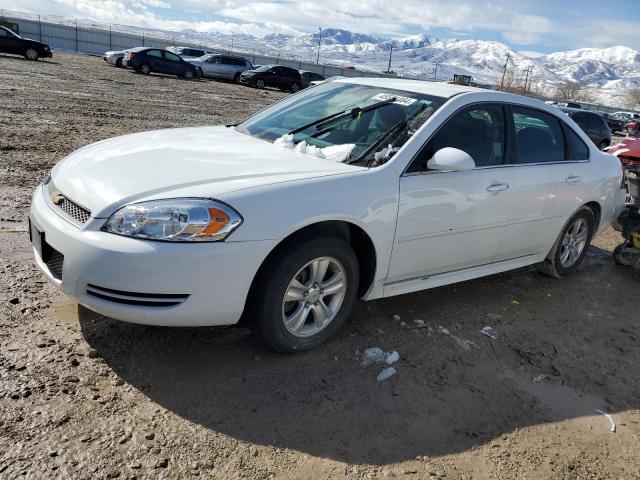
left=29, top=183, right=275, bottom=326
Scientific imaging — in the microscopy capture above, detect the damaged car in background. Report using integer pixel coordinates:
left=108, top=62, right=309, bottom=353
left=29, top=78, right=625, bottom=352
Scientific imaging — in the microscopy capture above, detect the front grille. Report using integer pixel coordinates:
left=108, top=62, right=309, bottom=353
left=48, top=182, right=91, bottom=224
left=86, top=284, right=190, bottom=307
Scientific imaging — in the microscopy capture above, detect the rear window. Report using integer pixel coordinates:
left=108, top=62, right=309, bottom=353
left=512, top=107, right=565, bottom=164
left=564, top=126, right=590, bottom=160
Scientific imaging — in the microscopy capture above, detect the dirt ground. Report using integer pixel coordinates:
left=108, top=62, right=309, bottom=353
left=1, top=52, right=640, bottom=480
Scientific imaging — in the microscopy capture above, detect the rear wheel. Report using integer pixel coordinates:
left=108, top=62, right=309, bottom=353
left=247, top=236, right=359, bottom=353
left=25, top=48, right=39, bottom=61
left=255, top=78, right=265, bottom=89
left=140, top=64, right=151, bottom=75
left=233, top=72, right=240, bottom=83
left=290, top=82, right=300, bottom=93
left=183, top=69, right=195, bottom=80
left=537, top=207, right=594, bottom=278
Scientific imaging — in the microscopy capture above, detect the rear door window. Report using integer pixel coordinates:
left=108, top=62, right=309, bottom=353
left=148, top=50, right=163, bottom=58
left=512, top=107, right=565, bottom=164
left=564, top=126, right=590, bottom=160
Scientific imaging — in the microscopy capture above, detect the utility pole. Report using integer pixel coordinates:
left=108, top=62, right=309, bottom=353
left=433, top=61, right=441, bottom=80
left=386, top=43, right=393, bottom=73
left=524, top=64, right=532, bottom=92
left=231, top=33, right=234, bottom=52
left=499, top=53, right=511, bottom=90
left=316, top=27, right=322, bottom=64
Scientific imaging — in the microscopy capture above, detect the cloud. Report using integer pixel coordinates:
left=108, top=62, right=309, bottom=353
left=518, top=50, right=546, bottom=59
left=136, top=0, right=172, bottom=8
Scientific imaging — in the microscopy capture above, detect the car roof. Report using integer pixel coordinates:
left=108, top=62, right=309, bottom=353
left=560, top=107, right=595, bottom=114
left=335, top=77, right=489, bottom=98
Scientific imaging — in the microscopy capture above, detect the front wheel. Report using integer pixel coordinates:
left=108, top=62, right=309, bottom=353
left=247, top=236, right=359, bottom=353
left=25, top=48, right=39, bottom=61
left=115, top=57, right=123, bottom=68
left=255, top=79, right=265, bottom=89
left=183, top=69, right=195, bottom=80
left=233, top=72, right=240, bottom=83
left=537, top=207, right=594, bottom=278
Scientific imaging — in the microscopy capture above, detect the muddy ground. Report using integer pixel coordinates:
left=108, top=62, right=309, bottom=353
left=1, top=52, right=640, bottom=480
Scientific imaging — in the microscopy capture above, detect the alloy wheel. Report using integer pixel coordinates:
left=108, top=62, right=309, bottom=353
left=559, top=218, right=589, bottom=267
left=26, top=48, right=38, bottom=60
left=256, top=79, right=265, bottom=89
left=282, top=257, right=347, bottom=338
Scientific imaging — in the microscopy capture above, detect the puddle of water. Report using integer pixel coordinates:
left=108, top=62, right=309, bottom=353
left=507, top=370, right=607, bottom=421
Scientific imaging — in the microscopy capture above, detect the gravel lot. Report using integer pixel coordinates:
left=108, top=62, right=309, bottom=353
left=1, top=52, right=640, bottom=480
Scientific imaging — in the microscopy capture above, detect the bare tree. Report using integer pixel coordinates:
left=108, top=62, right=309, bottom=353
left=553, top=81, right=594, bottom=102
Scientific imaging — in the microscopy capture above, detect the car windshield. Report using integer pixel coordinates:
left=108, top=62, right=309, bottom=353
left=253, top=65, right=273, bottom=72
left=236, top=81, right=445, bottom=166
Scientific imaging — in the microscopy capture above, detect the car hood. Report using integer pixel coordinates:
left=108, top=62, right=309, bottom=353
left=608, top=137, right=640, bottom=158
left=50, top=126, right=363, bottom=218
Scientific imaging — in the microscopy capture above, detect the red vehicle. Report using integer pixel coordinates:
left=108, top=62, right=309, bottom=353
left=607, top=137, right=640, bottom=169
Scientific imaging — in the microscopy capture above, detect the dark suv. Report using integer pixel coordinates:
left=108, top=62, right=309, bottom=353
left=126, top=48, right=199, bottom=79
left=0, top=26, right=52, bottom=60
left=561, top=108, right=612, bottom=149
left=240, top=65, right=303, bottom=92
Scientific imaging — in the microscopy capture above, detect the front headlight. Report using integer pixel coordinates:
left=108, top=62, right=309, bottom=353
left=102, top=199, right=242, bottom=242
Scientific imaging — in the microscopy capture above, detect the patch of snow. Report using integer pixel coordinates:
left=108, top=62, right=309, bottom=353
left=385, top=351, right=399, bottom=365
left=360, top=347, right=386, bottom=367
left=376, top=367, right=397, bottom=382
left=274, top=133, right=355, bottom=163
left=480, top=326, right=498, bottom=339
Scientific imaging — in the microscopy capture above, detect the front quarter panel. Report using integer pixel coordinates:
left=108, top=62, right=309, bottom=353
left=219, top=169, right=400, bottom=289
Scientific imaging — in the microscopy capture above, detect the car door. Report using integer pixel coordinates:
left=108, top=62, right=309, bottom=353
left=264, top=67, right=279, bottom=88
left=546, top=122, right=593, bottom=241
left=388, top=103, right=514, bottom=282
left=493, top=106, right=564, bottom=262
left=219, top=57, right=237, bottom=79
left=146, top=50, right=165, bottom=73
left=0, top=27, right=20, bottom=54
left=163, top=51, right=185, bottom=75
left=203, top=56, right=221, bottom=77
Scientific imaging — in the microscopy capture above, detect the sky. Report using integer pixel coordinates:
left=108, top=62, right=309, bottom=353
left=2, top=0, right=639, bottom=54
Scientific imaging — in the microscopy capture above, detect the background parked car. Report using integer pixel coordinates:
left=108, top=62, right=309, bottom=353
left=166, top=46, right=214, bottom=61
left=599, top=112, right=626, bottom=134
left=239, top=65, right=303, bottom=92
left=103, top=47, right=137, bottom=68
left=0, top=25, right=51, bottom=60
left=126, top=48, right=199, bottom=79
left=300, top=70, right=325, bottom=88
left=189, top=54, right=253, bottom=82
left=561, top=108, right=611, bottom=149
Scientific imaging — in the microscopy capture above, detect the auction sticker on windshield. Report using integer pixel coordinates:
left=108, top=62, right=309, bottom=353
left=371, top=93, right=417, bottom=106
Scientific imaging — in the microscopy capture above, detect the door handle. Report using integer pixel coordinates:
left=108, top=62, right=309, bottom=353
left=565, top=175, right=581, bottom=184
left=486, top=182, right=509, bottom=193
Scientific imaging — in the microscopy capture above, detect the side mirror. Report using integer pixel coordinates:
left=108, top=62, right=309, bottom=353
left=426, top=147, right=476, bottom=172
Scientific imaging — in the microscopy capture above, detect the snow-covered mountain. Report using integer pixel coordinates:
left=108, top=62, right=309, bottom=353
left=6, top=9, right=639, bottom=103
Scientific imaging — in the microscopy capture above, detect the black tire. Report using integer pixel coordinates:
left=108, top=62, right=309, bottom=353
left=247, top=235, right=359, bottom=353
left=290, top=82, right=300, bottom=93
left=140, top=64, right=151, bottom=75
left=25, top=48, right=39, bottom=61
left=115, top=57, right=123, bottom=68
left=195, top=68, right=203, bottom=79
left=183, top=69, right=195, bottom=80
left=255, top=79, right=265, bottom=89
left=537, top=207, right=595, bottom=278
left=598, top=140, right=610, bottom=150
left=233, top=72, right=240, bottom=83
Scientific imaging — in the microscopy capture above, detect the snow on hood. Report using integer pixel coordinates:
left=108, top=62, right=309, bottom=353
left=50, top=126, right=363, bottom=218
left=273, top=133, right=356, bottom=163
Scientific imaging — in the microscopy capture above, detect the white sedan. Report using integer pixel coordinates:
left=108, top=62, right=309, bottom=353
left=29, top=78, right=625, bottom=352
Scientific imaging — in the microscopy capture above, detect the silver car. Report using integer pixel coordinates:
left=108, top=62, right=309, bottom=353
left=189, top=54, right=253, bottom=82
left=103, top=48, right=137, bottom=68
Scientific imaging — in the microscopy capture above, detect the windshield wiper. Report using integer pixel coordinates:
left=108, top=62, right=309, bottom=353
left=348, top=103, right=429, bottom=166
left=286, top=97, right=397, bottom=137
